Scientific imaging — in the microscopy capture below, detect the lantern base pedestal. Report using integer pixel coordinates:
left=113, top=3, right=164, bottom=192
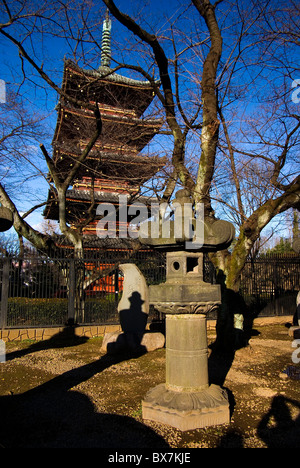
left=142, top=383, right=230, bottom=432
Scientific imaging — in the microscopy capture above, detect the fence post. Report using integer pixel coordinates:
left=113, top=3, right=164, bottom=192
left=114, top=267, right=119, bottom=304
left=0, top=258, right=10, bottom=329
left=67, top=259, right=75, bottom=325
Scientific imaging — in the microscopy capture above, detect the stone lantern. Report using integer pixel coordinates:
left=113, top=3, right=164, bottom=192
left=0, top=206, right=13, bottom=232
left=139, top=190, right=235, bottom=431
left=292, top=238, right=300, bottom=256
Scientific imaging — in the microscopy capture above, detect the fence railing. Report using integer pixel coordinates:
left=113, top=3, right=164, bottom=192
left=0, top=247, right=167, bottom=328
left=0, top=250, right=299, bottom=328
left=240, top=253, right=300, bottom=317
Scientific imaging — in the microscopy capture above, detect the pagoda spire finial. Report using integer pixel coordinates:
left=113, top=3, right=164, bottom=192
left=101, top=8, right=112, bottom=68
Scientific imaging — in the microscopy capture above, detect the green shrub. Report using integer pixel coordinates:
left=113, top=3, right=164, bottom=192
left=7, top=297, right=68, bottom=326
left=6, top=293, right=122, bottom=326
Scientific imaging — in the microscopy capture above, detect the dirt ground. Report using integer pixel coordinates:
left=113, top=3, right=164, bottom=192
left=0, top=322, right=299, bottom=449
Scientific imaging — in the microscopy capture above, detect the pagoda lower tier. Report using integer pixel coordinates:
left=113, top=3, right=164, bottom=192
left=43, top=176, right=159, bottom=237
left=49, top=146, right=165, bottom=183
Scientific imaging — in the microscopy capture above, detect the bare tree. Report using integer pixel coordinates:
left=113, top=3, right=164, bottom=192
left=213, top=1, right=300, bottom=290
left=0, top=0, right=104, bottom=257
left=0, top=0, right=167, bottom=258
left=96, top=0, right=300, bottom=345
left=1, top=0, right=299, bottom=318
left=101, top=0, right=299, bottom=273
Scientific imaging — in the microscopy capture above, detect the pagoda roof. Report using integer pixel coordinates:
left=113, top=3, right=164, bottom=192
left=64, top=58, right=160, bottom=89
left=62, top=60, right=160, bottom=117
left=52, top=102, right=163, bottom=152
left=43, top=188, right=160, bottom=221
left=61, top=10, right=160, bottom=115
left=48, top=148, right=166, bottom=182
left=51, top=233, right=150, bottom=252
left=65, top=189, right=159, bottom=204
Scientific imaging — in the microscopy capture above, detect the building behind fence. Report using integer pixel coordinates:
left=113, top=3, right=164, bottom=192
left=0, top=247, right=167, bottom=328
left=0, top=249, right=299, bottom=329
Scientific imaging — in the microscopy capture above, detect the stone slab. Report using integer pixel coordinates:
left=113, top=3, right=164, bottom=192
left=142, top=383, right=230, bottom=431
left=101, top=331, right=165, bottom=354
left=288, top=326, right=300, bottom=339
left=142, top=402, right=230, bottom=431
left=0, top=325, right=121, bottom=342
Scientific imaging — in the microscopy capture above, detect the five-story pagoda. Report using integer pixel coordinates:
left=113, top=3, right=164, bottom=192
left=44, top=11, right=164, bottom=245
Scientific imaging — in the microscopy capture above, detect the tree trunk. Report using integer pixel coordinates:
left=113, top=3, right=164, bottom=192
left=211, top=180, right=300, bottom=348
left=192, top=0, right=222, bottom=213
left=226, top=178, right=300, bottom=291
left=0, top=184, right=56, bottom=255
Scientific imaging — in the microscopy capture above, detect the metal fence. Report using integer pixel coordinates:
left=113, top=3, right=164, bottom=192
left=0, top=247, right=166, bottom=328
left=0, top=249, right=299, bottom=328
left=240, top=253, right=300, bottom=317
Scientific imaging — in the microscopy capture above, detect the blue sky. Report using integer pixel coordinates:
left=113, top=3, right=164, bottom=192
left=0, top=0, right=299, bottom=246
left=0, top=0, right=187, bottom=234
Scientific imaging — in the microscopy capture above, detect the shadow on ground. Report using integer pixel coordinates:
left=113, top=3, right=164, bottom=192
left=216, top=394, right=300, bottom=448
left=256, top=395, right=300, bottom=448
left=0, top=327, right=169, bottom=448
left=4, top=326, right=90, bottom=361
left=2, top=320, right=300, bottom=448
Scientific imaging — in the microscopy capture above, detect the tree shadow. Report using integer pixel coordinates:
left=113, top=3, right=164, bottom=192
left=208, top=271, right=252, bottom=420
left=215, top=395, right=300, bottom=448
left=1, top=288, right=169, bottom=447
left=4, top=326, right=89, bottom=361
left=213, top=269, right=253, bottom=348
left=208, top=344, right=236, bottom=421
left=0, top=342, right=169, bottom=448
left=208, top=273, right=249, bottom=388
left=293, top=300, right=300, bottom=326
left=216, top=429, right=245, bottom=448
left=257, top=395, right=300, bottom=448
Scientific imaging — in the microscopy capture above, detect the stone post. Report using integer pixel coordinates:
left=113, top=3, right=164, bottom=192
left=166, top=314, right=208, bottom=392
left=142, top=252, right=230, bottom=431
left=139, top=189, right=234, bottom=431
left=142, top=313, right=230, bottom=431
left=142, top=308, right=230, bottom=431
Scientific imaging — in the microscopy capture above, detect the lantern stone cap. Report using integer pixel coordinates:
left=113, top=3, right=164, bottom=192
left=139, top=189, right=235, bottom=252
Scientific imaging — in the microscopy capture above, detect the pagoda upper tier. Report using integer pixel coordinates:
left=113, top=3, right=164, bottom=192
left=50, top=59, right=164, bottom=182
left=62, top=58, right=160, bottom=116
left=44, top=11, right=165, bottom=234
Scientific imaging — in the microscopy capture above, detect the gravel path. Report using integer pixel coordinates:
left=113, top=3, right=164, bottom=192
left=0, top=324, right=299, bottom=448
